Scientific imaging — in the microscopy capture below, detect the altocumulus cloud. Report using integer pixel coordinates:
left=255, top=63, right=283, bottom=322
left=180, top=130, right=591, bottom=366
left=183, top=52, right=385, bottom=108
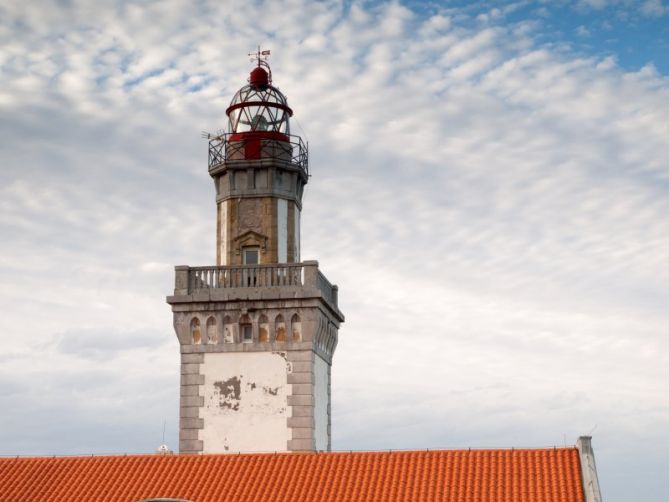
left=0, top=1, right=668, bottom=501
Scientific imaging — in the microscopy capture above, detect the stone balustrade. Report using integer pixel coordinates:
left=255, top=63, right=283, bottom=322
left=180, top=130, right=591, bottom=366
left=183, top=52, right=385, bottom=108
left=173, top=260, right=339, bottom=310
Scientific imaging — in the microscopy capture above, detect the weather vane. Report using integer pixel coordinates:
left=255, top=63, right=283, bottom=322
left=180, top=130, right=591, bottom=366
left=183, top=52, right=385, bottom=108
left=248, top=46, right=271, bottom=66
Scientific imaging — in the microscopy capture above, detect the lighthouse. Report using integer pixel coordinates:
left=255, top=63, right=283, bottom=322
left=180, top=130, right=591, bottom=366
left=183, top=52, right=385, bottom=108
left=167, top=52, right=344, bottom=454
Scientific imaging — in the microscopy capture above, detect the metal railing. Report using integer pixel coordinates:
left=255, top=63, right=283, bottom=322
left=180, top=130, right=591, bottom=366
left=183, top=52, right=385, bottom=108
left=208, top=132, right=308, bottom=175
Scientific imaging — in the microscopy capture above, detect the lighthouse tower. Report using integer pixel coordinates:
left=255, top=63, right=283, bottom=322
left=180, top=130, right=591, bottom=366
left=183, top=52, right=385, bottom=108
left=167, top=53, right=344, bottom=454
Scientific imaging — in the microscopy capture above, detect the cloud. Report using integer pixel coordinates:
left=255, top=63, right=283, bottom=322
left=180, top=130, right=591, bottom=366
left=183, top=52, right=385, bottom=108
left=0, top=1, right=668, bottom=500
left=574, top=0, right=668, bottom=16
left=640, top=0, right=667, bottom=16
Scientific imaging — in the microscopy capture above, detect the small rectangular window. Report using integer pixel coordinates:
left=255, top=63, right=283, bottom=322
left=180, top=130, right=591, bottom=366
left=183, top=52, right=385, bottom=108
left=242, top=325, right=252, bottom=342
left=243, top=247, right=259, bottom=265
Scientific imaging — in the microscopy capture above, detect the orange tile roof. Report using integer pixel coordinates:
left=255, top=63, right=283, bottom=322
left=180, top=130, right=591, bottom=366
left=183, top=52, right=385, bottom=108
left=0, top=448, right=584, bottom=502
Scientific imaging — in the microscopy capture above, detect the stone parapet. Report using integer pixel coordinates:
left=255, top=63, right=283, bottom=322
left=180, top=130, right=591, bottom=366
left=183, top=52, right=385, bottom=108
left=167, top=261, right=344, bottom=322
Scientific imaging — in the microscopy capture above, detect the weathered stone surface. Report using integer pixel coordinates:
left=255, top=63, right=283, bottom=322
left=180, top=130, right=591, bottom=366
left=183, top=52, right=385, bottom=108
left=181, top=418, right=204, bottom=429
left=287, top=417, right=313, bottom=428
left=181, top=353, right=205, bottom=364
left=179, top=439, right=203, bottom=453
left=290, top=383, right=313, bottom=395
left=290, top=362, right=313, bottom=373
left=287, top=395, right=313, bottom=406
left=287, top=438, right=314, bottom=451
left=287, top=372, right=313, bottom=384
left=181, top=396, right=205, bottom=407
left=290, top=427, right=314, bottom=439
left=286, top=350, right=313, bottom=362
left=181, top=373, right=205, bottom=386
left=179, top=429, right=200, bottom=440
left=180, top=406, right=200, bottom=418
left=180, top=385, right=200, bottom=397
left=181, top=363, right=200, bottom=375
left=291, top=405, right=314, bottom=417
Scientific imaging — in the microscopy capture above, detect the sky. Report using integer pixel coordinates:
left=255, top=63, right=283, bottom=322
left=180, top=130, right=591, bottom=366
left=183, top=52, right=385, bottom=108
left=0, top=0, right=668, bottom=500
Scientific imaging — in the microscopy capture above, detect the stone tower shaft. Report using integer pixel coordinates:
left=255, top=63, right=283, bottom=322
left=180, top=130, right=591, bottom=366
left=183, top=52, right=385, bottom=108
left=167, top=58, right=344, bottom=455
left=209, top=62, right=308, bottom=267
left=209, top=132, right=308, bottom=266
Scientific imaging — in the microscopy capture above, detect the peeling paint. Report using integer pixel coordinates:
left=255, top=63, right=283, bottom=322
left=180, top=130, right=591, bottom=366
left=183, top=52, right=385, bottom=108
left=213, top=377, right=241, bottom=411
left=200, top=352, right=291, bottom=453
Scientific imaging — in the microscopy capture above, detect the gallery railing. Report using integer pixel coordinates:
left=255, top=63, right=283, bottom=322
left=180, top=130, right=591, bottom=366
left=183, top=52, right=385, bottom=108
left=207, top=132, right=308, bottom=175
left=173, top=261, right=338, bottom=309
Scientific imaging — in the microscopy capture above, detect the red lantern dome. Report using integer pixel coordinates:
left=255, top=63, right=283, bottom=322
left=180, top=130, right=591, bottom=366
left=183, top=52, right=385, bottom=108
left=249, top=66, right=269, bottom=87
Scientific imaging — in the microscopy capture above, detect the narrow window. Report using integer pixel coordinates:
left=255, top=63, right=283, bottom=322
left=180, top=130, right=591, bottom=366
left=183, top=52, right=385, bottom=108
left=190, top=318, right=201, bottom=345
left=240, top=314, right=252, bottom=342
left=242, top=247, right=259, bottom=265
left=242, top=247, right=259, bottom=287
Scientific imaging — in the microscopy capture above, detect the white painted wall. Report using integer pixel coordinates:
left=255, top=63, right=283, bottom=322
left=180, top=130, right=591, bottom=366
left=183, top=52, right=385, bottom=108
left=278, top=198, right=287, bottom=262
left=199, top=352, right=291, bottom=453
left=313, top=355, right=330, bottom=451
left=219, top=201, right=227, bottom=265
left=294, top=206, right=300, bottom=262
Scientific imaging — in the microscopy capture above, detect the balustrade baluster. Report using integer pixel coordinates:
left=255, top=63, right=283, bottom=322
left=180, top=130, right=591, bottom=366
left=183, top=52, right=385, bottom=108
left=181, top=264, right=334, bottom=300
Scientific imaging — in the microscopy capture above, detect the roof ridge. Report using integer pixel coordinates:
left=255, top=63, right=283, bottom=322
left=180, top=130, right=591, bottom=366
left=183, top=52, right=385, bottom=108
left=0, top=445, right=579, bottom=460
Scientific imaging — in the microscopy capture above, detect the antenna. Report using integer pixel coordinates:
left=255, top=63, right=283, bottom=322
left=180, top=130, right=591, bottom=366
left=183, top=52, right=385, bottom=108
left=156, top=420, right=171, bottom=455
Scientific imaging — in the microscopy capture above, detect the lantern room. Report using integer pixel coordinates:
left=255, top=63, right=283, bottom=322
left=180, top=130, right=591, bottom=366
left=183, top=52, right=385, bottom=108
left=207, top=53, right=309, bottom=267
left=226, top=63, right=293, bottom=138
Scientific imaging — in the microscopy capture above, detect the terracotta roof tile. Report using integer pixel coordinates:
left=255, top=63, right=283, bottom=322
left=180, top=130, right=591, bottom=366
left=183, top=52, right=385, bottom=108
left=0, top=448, right=584, bottom=502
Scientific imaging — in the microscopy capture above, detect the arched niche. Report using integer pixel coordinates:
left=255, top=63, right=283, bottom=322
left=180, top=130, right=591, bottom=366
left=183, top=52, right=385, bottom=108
left=275, top=314, right=286, bottom=342
left=239, top=313, right=252, bottom=342
left=190, top=317, right=201, bottom=345
left=291, top=314, right=302, bottom=342
left=223, top=315, right=234, bottom=343
left=206, top=316, right=218, bottom=344
left=258, top=314, right=269, bottom=343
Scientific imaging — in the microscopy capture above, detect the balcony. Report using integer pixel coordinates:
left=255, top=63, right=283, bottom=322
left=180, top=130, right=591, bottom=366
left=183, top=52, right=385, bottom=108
left=207, top=132, right=308, bottom=176
left=169, top=260, right=340, bottom=315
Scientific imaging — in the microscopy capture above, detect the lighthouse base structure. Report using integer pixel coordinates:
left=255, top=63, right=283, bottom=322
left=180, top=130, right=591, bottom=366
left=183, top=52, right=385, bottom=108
left=167, top=261, right=343, bottom=454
